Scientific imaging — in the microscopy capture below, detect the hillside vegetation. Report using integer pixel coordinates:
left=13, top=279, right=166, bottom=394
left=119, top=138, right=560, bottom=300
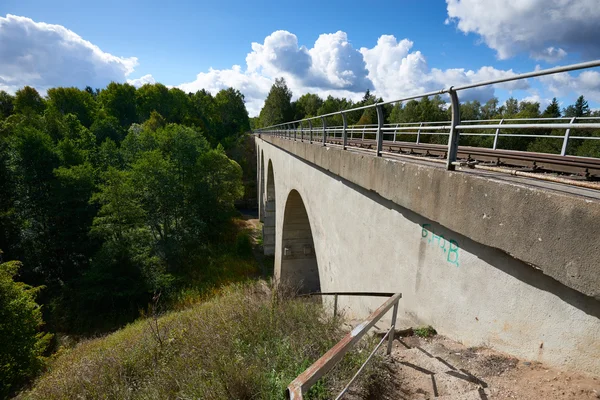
left=20, top=282, right=385, bottom=400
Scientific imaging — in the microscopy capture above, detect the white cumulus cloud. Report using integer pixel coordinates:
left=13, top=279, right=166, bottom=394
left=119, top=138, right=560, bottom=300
left=0, top=14, right=138, bottom=93
left=127, top=74, right=156, bottom=87
left=446, top=0, right=600, bottom=61
left=537, top=70, right=600, bottom=102
left=360, top=35, right=529, bottom=103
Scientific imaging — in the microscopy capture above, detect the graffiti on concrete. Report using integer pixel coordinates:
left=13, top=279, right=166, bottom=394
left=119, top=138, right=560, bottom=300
left=421, top=224, right=459, bottom=267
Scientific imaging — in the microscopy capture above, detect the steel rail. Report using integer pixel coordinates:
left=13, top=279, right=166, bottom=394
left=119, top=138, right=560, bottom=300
left=323, top=137, right=600, bottom=176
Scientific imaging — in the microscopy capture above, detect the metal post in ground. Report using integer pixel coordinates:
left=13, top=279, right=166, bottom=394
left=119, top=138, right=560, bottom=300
left=333, top=294, right=338, bottom=317
left=322, top=117, right=327, bottom=146
left=387, top=301, right=399, bottom=355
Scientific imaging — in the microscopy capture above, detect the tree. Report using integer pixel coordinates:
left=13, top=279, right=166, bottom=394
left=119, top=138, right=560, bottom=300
left=46, top=87, right=98, bottom=128
left=259, top=78, right=293, bottom=127
left=499, top=97, right=519, bottom=117
left=214, top=88, right=250, bottom=147
left=542, top=98, right=561, bottom=118
left=564, top=95, right=590, bottom=118
left=136, top=83, right=171, bottom=122
left=14, top=86, right=45, bottom=115
left=0, top=91, right=14, bottom=119
left=167, top=88, right=191, bottom=124
left=0, top=258, right=51, bottom=397
left=293, top=93, right=323, bottom=120
left=480, top=98, right=499, bottom=120
left=98, top=82, right=137, bottom=127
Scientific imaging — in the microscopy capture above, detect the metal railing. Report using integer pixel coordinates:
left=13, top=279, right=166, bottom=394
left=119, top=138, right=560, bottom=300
left=255, top=60, right=600, bottom=170
left=287, top=292, right=402, bottom=400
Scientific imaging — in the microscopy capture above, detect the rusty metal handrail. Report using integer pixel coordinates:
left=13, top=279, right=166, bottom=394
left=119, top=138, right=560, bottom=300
left=287, top=292, right=402, bottom=399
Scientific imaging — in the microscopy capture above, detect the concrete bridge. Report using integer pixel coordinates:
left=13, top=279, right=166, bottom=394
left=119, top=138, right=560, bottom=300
left=255, top=131, right=600, bottom=376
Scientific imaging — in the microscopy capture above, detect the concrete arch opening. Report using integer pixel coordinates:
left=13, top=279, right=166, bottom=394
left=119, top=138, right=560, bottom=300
left=280, top=190, right=320, bottom=294
left=259, top=151, right=265, bottom=222
left=263, top=160, right=276, bottom=256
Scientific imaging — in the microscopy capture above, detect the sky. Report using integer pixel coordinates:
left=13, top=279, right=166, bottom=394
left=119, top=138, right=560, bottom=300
left=1, top=0, right=600, bottom=116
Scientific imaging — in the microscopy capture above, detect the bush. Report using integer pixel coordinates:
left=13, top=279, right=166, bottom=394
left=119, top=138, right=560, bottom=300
left=24, top=281, right=385, bottom=399
left=0, top=258, right=51, bottom=398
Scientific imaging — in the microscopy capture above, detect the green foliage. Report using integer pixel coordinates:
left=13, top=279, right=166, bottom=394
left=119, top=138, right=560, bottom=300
left=46, top=87, right=97, bottom=128
left=259, top=78, right=293, bottom=127
left=413, top=325, right=437, bottom=338
left=0, top=80, right=250, bottom=338
left=0, top=91, right=14, bottom=120
left=0, top=258, right=51, bottom=398
left=97, top=82, right=138, bottom=127
left=293, top=93, right=323, bottom=120
left=543, top=98, right=561, bottom=118
left=564, top=95, right=590, bottom=118
left=14, top=86, right=45, bottom=115
left=25, top=282, right=384, bottom=400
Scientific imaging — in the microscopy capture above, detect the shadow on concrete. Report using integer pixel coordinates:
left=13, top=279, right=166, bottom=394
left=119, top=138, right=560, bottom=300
left=266, top=140, right=600, bottom=319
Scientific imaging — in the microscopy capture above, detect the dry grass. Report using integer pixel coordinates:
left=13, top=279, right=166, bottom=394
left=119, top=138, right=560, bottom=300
left=20, top=281, right=386, bottom=400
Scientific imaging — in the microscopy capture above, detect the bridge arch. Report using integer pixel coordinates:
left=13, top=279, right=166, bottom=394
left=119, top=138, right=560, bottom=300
left=280, top=189, right=320, bottom=294
left=263, top=159, right=276, bottom=255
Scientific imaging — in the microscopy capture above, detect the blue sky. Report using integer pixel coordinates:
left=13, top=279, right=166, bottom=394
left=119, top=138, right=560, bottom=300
left=1, top=0, right=600, bottom=115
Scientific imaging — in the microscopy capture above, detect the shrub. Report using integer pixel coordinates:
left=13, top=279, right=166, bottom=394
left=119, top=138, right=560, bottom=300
left=0, top=259, right=51, bottom=398
left=24, top=281, right=385, bottom=399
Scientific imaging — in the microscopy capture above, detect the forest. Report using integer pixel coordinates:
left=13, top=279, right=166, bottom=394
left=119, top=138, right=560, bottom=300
left=255, top=78, right=600, bottom=158
left=0, top=83, right=252, bottom=396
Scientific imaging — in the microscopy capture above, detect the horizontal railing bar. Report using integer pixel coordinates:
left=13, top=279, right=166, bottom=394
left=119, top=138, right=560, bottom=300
left=452, top=59, right=600, bottom=91
left=301, top=291, right=396, bottom=297
left=286, top=292, right=402, bottom=399
left=456, top=123, right=600, bottom=130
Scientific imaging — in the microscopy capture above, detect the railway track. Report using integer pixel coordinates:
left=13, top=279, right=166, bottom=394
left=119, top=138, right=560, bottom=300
left=323, top=137, right=600, bottom=179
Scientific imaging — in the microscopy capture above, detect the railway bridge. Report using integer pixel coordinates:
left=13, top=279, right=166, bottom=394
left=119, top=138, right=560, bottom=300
left=254, top=61, right=600, bottom=375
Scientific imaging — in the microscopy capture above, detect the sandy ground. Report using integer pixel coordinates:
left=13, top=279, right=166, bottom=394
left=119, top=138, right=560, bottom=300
left=378, top=334, right=600, bottom=399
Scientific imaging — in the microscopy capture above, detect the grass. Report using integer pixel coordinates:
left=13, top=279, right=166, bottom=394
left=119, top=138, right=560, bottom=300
left=20, top=281, right=387, bottom=400
left=413, top=325, right=437, bottom=338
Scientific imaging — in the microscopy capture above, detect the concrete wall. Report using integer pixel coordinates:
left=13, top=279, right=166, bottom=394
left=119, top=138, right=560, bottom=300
left=256, top=136, right=600, bottom=375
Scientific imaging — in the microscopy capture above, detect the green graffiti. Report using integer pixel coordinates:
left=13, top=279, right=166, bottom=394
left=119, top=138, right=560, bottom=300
left=421, top=224, right=460, bottom=267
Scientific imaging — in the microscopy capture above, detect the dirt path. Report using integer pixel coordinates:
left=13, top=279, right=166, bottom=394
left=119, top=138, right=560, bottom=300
left=381, top=334, right=600, bottom=399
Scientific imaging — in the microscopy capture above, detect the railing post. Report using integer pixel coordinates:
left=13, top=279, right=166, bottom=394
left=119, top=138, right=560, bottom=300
left=300, top=122, right=304, bottom=142
left=376, top=104, right=384, bottom=157
left=333, top=294, right=338, bottom=317
left=446, top=88, right=461, bottom=170
left=362, top=125, right=365, bottom=141
left=342, top=112, right=348, bottom=150
left=387, top=300, right=399, bottom=355
left=416, top=122, right=423, bottom=144
left=309, top=120, right=313, bottom=143
left=561, top=117, right=576, bottom=156
left=322, top=117, right=327, bottom=146
left=293, top=123, right=297, bottom=141
left=492, top=119, right=504, bottom=150
left=394, top=123, right=399, bottom=142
